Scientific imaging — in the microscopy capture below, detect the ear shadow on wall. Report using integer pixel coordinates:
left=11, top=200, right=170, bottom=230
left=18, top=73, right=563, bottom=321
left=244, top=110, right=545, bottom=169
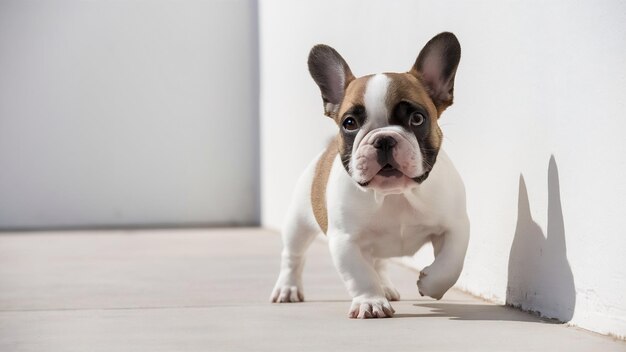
left=506, top=155, right=575, bottom=322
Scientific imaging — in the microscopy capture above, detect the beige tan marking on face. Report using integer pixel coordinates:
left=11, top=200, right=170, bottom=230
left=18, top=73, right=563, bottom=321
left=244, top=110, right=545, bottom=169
left=336, top=76, right=371, bottom=122
left=385, top=72, right=442, bottom=150
left=334, top=76, right=371, bottom=170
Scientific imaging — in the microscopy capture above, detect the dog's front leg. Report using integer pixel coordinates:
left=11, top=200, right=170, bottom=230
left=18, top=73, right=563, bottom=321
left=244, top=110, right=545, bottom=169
left=417, top=218, right=470, bottom=299
left=328, top=232, right=395, bottom=319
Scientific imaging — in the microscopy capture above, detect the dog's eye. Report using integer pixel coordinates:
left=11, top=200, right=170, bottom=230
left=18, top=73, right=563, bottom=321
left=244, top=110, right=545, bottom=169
left=342, top=117, right=359, bottom=131
left=409, top=112, right=425, bottom=127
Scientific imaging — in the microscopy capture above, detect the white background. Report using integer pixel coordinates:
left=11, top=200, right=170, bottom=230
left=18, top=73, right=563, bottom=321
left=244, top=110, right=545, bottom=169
left=259, top=0, right=626, bottom=337
left=0, top=0, right=259, bottom=228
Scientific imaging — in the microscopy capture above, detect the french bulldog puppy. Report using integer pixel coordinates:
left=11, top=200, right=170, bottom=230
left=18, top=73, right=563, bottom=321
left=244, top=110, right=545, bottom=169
left=271, top=32, right=469, bottom=319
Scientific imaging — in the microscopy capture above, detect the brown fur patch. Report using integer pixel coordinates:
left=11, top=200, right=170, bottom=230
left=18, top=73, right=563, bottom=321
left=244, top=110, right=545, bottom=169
left=336, top=75, right=371, bottom=120
left=311, top=139, right=339, bottom=234
left=385, top=72, right=442, bottom=150
left=334, top=76, right=371, bottom=171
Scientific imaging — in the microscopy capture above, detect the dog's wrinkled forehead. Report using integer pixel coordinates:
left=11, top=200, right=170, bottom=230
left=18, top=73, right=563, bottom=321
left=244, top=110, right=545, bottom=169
left=337, top=73, right=438, bottom=126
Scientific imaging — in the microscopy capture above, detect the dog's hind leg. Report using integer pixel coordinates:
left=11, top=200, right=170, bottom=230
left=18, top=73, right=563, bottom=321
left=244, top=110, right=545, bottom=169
left=270, top=214, right=318, bottom=303
left=270, top=160, right=321, bottom=303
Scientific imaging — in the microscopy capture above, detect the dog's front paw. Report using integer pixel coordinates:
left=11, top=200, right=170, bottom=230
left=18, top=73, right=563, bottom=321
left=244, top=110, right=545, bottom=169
left=270, top=284, right=304, bottom=303
left=382, top=285, right=400, bottom=301
left=416, top=266, right=448, bottom=300
left=348, top=296, right=395, bottom=319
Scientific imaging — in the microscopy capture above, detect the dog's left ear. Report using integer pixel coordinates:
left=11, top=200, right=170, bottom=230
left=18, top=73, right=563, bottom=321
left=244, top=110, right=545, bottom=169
left=410, top=32, right=461, bottom=114
left=308, top=44, right=355, bottom=118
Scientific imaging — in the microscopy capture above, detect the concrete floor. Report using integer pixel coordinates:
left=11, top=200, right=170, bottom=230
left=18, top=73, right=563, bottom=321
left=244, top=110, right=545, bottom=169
left=0, top=228, right=623, bottom=352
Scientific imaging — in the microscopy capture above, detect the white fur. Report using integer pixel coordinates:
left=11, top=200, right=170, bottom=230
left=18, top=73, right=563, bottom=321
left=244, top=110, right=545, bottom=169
left=363, top=74, right=390, bottom=128
left=271, top=145, right=470, bottom=318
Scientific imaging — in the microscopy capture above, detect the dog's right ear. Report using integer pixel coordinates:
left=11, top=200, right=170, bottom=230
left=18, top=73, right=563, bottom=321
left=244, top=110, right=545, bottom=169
left=308, top=45, right=355, bottom=118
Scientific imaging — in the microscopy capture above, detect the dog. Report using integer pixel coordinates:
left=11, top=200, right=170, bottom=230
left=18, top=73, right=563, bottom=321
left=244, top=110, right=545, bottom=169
left=270, top=32, right=469, bottom=319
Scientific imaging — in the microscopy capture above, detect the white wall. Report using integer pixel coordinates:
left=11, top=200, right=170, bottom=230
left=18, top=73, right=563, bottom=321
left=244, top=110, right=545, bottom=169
left=260, top=0, right=626, bottom=337
left=0, top=0, right=259, bottom=228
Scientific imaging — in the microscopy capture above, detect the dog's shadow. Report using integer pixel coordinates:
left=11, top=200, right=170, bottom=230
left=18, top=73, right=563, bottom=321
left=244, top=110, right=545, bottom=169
left=506, top=155, right=576, bottom=322
left=396, top=302, right=554, bottom=323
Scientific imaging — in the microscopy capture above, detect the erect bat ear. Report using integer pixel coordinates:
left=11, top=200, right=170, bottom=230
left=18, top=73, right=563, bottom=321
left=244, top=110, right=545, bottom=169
left=308, top=44, right=355, bottom=118
left=410, top=32, right=461, bottom=114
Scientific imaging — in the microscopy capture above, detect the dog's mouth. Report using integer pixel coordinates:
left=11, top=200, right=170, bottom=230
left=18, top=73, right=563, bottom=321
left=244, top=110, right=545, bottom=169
left=376, top=164, right=403, bottom=178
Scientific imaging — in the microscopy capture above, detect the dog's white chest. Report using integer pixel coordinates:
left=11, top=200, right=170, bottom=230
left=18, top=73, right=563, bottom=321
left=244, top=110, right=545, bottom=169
left=357, top=195, right=443, bottom=258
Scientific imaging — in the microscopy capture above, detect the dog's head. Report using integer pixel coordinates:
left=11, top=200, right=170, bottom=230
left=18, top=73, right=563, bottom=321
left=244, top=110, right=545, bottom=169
left=308, top=32, right=460, bottom=194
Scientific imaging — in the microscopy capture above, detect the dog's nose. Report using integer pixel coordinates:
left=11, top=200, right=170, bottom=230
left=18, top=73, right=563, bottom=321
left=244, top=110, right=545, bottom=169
left=373, top=136, right=397, bottom=150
